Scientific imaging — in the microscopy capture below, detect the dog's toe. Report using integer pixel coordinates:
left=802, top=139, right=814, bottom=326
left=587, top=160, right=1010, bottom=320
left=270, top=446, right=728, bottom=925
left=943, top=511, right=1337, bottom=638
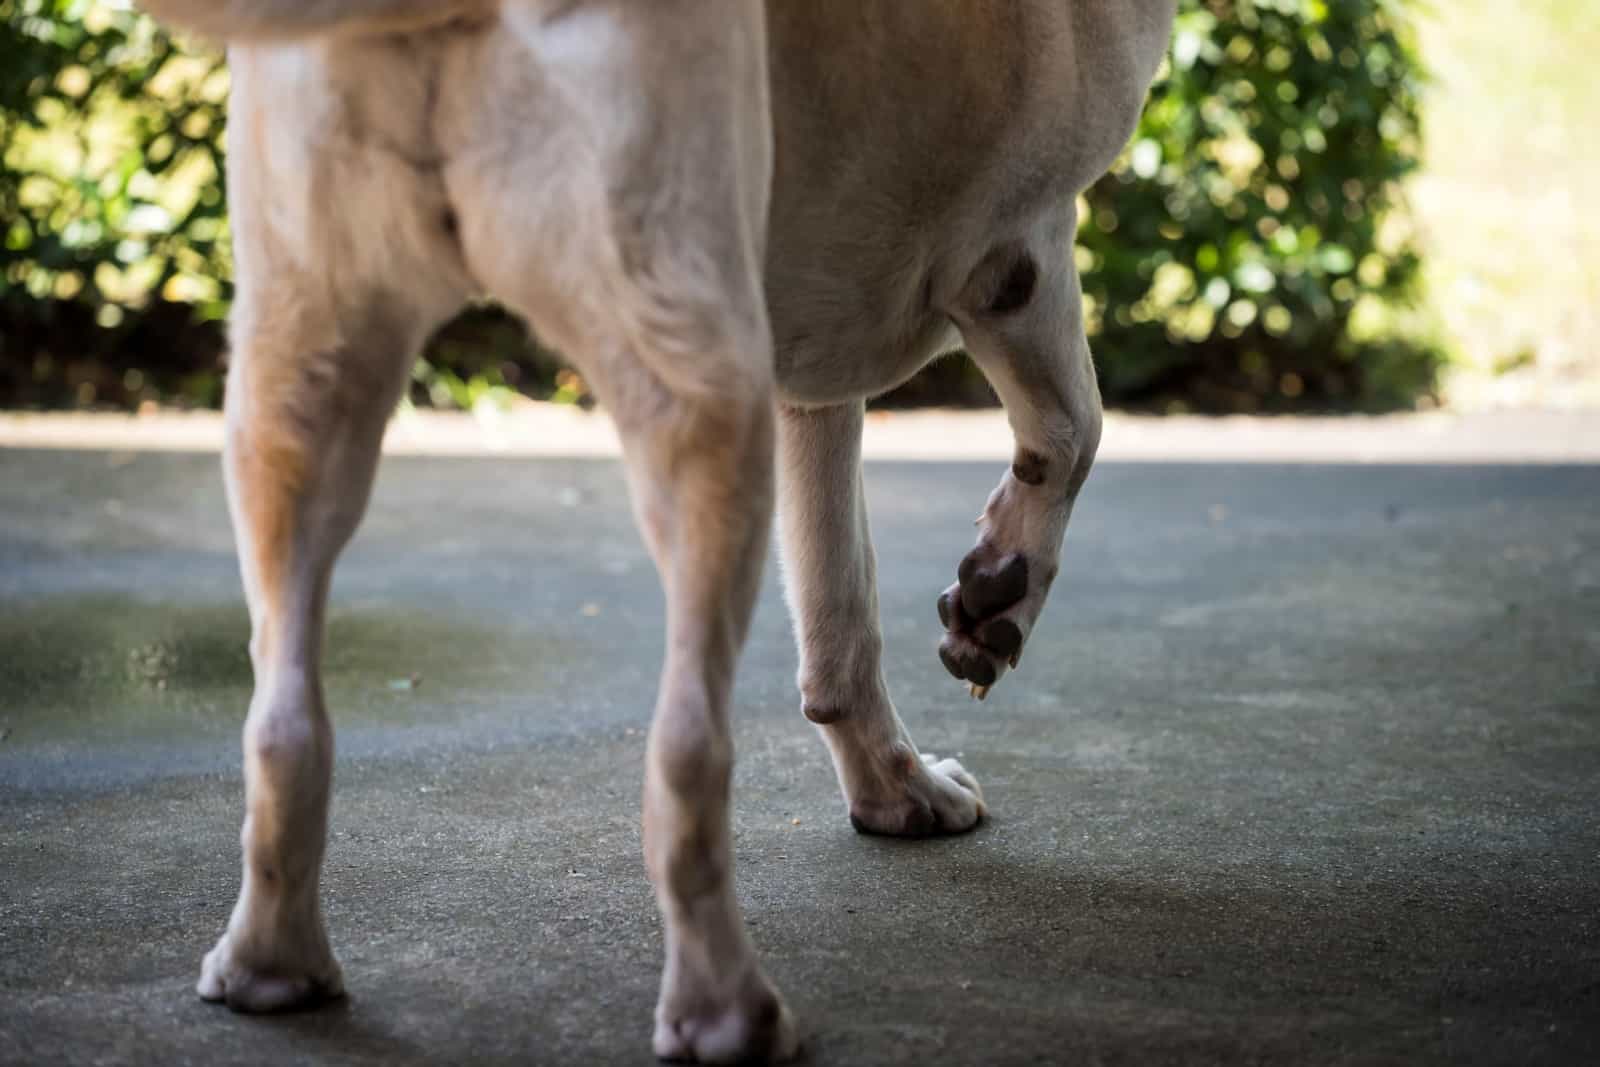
left=938, top=632, right=1000, bottom=686
left=847, top=752, right=985, bottom=836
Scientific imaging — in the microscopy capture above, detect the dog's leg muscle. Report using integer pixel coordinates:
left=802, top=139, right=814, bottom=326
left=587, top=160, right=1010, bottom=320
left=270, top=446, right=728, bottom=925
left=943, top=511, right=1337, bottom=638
left=777, top=401, right=986, bottom=834
left=938, top=206, right=1103, bottom=695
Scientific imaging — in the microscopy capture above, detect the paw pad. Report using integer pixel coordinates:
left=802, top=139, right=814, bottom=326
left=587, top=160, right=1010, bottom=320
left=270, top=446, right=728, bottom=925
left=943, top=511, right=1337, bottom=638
left=938, top=548, right=1033, bottom=692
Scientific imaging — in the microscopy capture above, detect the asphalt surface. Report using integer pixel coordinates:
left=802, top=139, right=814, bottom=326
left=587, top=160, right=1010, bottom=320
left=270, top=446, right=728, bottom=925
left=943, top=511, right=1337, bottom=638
left=2, top=446, right=1597, bottom=1065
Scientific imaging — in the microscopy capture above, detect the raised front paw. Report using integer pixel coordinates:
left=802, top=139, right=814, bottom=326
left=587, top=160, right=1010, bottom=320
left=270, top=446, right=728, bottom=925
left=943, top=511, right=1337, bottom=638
left=936, top=541, right=1051, bottom=698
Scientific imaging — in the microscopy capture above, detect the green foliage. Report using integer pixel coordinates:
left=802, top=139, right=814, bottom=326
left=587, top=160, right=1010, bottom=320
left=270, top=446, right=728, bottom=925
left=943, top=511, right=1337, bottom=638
left=1, top=0, right=230, bottom=406
left=1, top=0, right=1437, bottom=412
left=1079, top=0, right=1438, bottom=410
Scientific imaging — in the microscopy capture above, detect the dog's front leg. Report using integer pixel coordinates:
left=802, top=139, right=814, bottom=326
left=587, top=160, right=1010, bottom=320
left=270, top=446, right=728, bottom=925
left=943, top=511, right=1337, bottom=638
left=777, top=401, right=985, bottom=835
left=938, top=206, right=1103, bottom=696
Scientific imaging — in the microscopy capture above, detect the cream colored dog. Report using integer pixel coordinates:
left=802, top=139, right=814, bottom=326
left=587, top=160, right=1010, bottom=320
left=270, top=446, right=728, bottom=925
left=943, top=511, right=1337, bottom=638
left=134, top=0, right=1175, bottom=1060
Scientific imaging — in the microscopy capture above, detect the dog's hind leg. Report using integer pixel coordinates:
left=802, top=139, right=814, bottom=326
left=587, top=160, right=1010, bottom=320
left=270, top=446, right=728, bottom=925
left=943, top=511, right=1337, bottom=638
left=777, top=401, right=986, bottom=835
left=936, top=204, right=1104, bottom=697
left=198, top=283, right=430, bottom=1012
left=614, top=339, right=794, bottom=1064
left=463, top=3, right=795, bottom=1059
left=196, top=37, right=473, bottom=1011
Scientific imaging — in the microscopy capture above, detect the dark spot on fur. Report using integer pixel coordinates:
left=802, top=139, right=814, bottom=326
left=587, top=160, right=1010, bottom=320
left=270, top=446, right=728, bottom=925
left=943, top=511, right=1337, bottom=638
left=988, top=253, right=1037, bottom=314
left=803, top=703, right=845, bottom=725
left=439, top=209, right=458, bottom=237
left=1012, top=448, right=1049, bottom=485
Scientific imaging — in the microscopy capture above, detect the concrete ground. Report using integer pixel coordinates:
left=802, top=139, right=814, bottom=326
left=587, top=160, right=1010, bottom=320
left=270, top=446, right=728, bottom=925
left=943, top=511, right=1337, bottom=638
left=2, top=415, right=1597, bottom=1065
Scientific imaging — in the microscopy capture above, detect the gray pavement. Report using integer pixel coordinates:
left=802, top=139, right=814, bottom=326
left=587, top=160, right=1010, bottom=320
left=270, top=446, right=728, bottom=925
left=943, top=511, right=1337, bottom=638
left=1, top=446, right=1598, bottom=1065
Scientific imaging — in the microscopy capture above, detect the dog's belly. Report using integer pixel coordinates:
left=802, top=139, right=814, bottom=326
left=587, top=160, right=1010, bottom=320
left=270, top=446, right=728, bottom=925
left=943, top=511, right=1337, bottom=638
left=760, top=0, right=1173, bottom=407
left=765, top=268, right=957, bottom=407
left=760, top=3, right=1021, bottom=404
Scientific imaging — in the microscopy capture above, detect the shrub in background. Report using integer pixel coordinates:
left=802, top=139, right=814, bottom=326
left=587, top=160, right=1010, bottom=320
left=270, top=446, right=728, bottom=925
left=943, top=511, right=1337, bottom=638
left=2, top=0, right=228, bottom=408
left=1078, top=0, right=1437, bottom=410
left=1, top=0, right=1436, bottom=412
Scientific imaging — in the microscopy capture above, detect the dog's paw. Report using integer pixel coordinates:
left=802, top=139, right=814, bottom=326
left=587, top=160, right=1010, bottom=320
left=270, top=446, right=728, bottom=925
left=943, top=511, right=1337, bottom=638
left=653, top=967, right=798, bottom=1064
left=198, top=933, right=344, bottom=1013
left=848, top=751, right=985, bottom=836
left=937, top=540, right=1052, bottom=697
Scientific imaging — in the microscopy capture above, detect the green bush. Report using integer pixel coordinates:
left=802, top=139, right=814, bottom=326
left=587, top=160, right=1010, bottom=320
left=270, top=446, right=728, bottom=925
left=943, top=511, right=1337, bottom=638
left=1, top=0, right=229, bottom=408
left=1078, top=0, right=1437, bottom=410
left=0, top=0, right=1437, bottom=412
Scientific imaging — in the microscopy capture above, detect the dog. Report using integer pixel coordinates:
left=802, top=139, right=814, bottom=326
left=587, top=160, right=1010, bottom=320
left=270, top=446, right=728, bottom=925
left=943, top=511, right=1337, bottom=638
left=131, top=1, right=1175, bottom=1060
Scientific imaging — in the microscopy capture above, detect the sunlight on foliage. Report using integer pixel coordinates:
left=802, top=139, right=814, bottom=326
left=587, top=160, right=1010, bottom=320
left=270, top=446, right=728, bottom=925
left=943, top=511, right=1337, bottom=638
left=1080, top=0, right=1437, bottom=410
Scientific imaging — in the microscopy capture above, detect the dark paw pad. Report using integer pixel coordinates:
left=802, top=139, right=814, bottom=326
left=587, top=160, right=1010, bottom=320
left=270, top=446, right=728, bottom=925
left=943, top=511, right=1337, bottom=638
left=939, top=636, right=998, bottom=686
left=976, top=617, right=1023, bottom=664
left=938, top=545, right=1035, bottom=690
left=937, top=587, right=972, bottom=631
left=957, top=551, right=1028, bottom=619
